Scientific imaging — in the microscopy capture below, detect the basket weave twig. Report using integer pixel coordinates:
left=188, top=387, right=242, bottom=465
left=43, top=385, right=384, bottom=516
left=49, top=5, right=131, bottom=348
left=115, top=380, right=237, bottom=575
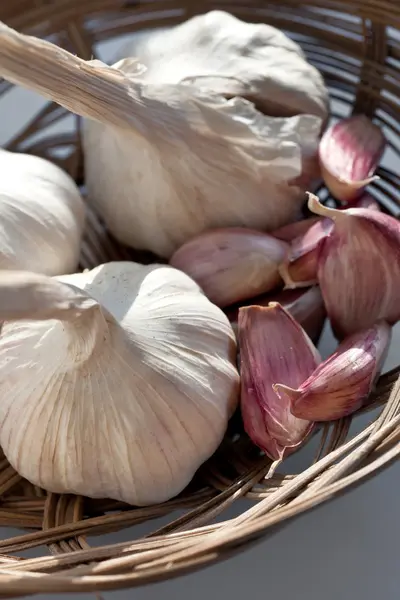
left=0, top=0, right=399, bottom=595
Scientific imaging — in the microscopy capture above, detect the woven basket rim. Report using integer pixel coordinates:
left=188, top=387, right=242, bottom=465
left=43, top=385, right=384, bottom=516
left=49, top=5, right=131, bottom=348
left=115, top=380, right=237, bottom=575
left=0, top=0, right=399, bottom=595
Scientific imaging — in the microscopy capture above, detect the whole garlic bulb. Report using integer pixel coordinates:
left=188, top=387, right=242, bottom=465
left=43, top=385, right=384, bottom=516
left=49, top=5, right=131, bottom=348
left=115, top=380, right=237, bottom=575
left=0, top=21, right=323, bottom=258
left=83, top=91, right=323, bottom=257
left=0, top=263, right=239, bottom=506
left=117, top=11, right=329, bottom=120
left=0, top=149, right=85, bottom=274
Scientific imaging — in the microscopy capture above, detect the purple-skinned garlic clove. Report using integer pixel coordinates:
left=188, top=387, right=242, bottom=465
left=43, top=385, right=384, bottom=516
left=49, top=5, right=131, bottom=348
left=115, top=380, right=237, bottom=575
left=225, top=286, right=326, bottom=345
left=271, top=216, right=321, bottom=242
left=319, top=115, right=386, bottom=203
left=278, top=218, right=333, bottom=288
left=308, top=193, right=400, bottom=338
left=276, top=321, right=391, bottom=421
left=343, top=193, right=381, bottom=211
left=238, top=302, right=321, bottom=460
left=284, top=286, right=327, bottom=344
left=170, top=228, right=288, bottom=308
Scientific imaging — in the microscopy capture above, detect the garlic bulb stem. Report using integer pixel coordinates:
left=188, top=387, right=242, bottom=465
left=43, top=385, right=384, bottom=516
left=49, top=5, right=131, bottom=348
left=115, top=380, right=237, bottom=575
left=0, top=271, right=112, bottom=365
left=0, top=21, right=143, bottom=131
left=0, top=271, right=100, bottom=322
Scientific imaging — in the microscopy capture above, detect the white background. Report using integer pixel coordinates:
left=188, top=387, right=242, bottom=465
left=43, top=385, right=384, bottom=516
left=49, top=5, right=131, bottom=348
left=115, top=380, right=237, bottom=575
left=0, top=31, right=399, bottom=600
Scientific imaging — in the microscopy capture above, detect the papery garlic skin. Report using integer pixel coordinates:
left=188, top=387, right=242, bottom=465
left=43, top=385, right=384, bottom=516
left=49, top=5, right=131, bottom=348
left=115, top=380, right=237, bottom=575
left=117, top=11, right=329, bottom=120
left=277, top=321, right=391, bottom=421
left=238, top=303, right=321, bottom=460
left=170, top=228, right=288, bottom=307
left=0, top=263, right=239, bottom=506
left=0, top=150, right=85, bottom=274
left=308, top=193, right=400, bottom=338
left=83, top=90, right=323, bottom=257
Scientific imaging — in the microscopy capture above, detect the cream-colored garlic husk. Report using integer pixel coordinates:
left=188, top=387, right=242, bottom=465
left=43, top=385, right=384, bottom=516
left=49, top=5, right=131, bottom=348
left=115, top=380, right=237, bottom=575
left=83, top=92, right=322, bottom=257
left=0, top=149, right=85, bottom=274
left=117, top=11, right=329, bottom=120
left=0, top=21, right=323, bottom=258
left=0, top=263, right=239, bottom=506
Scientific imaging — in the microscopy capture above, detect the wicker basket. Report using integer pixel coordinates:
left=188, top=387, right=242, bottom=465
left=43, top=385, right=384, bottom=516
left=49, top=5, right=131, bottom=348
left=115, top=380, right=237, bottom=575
left=0, top=0, right=399, bottom=595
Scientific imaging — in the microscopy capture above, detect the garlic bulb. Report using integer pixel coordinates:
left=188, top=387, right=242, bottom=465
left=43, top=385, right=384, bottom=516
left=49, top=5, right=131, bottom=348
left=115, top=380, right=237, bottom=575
left=0, top=21, right=324, bottom=258
left=0, top=149, right=85, bottom=274
left=0, top=263, right=239, bottom=506
left=117, top=11, right=329, bottom=120
left=83, top=98, right=322, bottom=257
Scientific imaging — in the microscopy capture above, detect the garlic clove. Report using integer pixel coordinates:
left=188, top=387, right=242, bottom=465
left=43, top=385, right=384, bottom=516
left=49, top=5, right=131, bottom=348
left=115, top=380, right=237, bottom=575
left=226, top=286, right=326, bottom=344
left=238, top=302, right=321, bottom=460
left=278, top=218, right=333, bottom=288
left=271, top=216, right=321, bottom=242
left=339, top=193, right=381, bottom=212
left=308, top=193, right=400, bottom=338
left=0, top=264, right=239, bottom=506
left=82, top=98, right=323, bottom=258
left=283, top=286, right=327, bottom=344
left=276, top=321, right=391, bottom=421
left=170, top=228, right=288, bottom=307
left=319, top=115, right=386, bottom=203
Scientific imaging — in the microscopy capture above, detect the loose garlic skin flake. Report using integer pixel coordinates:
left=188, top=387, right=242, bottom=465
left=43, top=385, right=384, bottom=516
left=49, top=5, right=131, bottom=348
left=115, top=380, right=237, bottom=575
left=0, top=149, right=85, bottom=274
left=0, top=263, right=239, bottom=506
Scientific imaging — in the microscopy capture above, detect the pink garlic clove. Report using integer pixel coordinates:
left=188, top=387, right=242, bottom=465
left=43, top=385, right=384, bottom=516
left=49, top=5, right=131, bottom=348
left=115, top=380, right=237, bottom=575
left=283, top=286, right=327, bottom=345
left=319, top=115, right=386, bottom=203
left=339, top=193, right=381, bottom=211
left=225, top=288, right=307, bottom=324
left=278, top=218, right=333, bottom=288
left=170, top=228, right=288, bottom=308
left=271, top=216, right=321, bottom=242
left=276, top=321, right=391, bottom=421
left=226, top=286, right=326, bottom=345
left=308, top=193, right=400, bottom=338
left=238, top=303, right=321, bottom=460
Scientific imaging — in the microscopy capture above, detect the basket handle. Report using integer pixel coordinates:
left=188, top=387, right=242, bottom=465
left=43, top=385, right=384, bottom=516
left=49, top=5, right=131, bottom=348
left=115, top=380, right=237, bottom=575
left=0, top=21, right=144, bottom=131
